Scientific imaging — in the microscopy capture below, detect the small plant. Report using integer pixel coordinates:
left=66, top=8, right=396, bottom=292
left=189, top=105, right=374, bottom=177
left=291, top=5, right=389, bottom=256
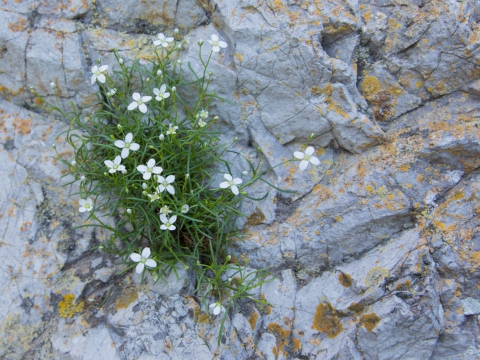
left=33, top=30, right=320, bottom=343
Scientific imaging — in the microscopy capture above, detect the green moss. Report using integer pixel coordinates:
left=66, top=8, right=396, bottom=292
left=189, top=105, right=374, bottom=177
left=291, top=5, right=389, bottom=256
left=311, top=302, right=343, bottom=338
left=245, top=207, right=266, bottom=226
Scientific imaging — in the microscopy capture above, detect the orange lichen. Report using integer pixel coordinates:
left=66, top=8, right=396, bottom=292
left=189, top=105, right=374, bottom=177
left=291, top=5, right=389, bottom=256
left=365, top=267, right=389, bottom=287
left=115, top=287, right=138, bottom=311
left=360, top=313, right=381, bottom=332
left=361, top=76, right=381, bottom=98
left=311, top=302, right=343, bottom=338
left=268, top=323, right=291, bottom=357
left=58, top=294, right=84, bottom=318
left=347, top=302, right=364, bottom=313
left=248, top=311, right=258, bottom=330
left=338, top=273, right=352, bottom=287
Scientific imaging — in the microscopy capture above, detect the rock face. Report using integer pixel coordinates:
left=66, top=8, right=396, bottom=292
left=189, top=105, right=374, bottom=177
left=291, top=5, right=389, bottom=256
left=1, top=0, right=480, bottom=359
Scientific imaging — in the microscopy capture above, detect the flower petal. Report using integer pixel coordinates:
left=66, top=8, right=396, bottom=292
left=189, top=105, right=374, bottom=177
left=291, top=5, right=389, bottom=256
left=130, top=143, right=140, bottom=151
left=219, top=181, right=229, bottom=189
left=153, top=88, right=159, bottom=95
left=224, top=173, right=233, bottom=181
left=132, top=92, right=141, bottom=101
left=137, top=165, right=147, bottom=172
left=152, top=167, right=163, bottom=174
left=218, top=41, right=228, bottom=48
left=309, top=156, right=320, bottom=166
left=305, top=146, right=315, bottom=156
left=213, top=305, right=221, bottom=315
left=121, top=148, right=129, bottom=158
left=99, top=65, right=109, bottom=72
left=160, top=84, right=166, bottom=92
left=147, top=159, right=156, bottom=168
left=128, top=101, right=138, bottom=110
left=114, top=140, right=125, bottom=148
left=125, top=133, right=133, bottom=143
left=299, top=160, right=309, bottom=171
left=97, top=74, right=106, bottom=83
left=168, top=224, right=176, bottom=231
left=90, top=74, right=96, bottom=85
left=91, top=65, right=98, bottom=73
left=166, top=175, right=175, bottom=183
left=141, top=247, right=151, bottom=258
left=135, top=262, right=145, bottom=274
left=294, top=151, right=305, bottom=160
left=130, top=253, right=141, bottom=262
left=145, top=259, right=157, bottom=268
left=104, top=160, right=113, bottom=167
left=160, top=214, right=168, bottom=223
left=233, top=178, right=242, bottom=185
left=211, top=34, right=218, bottom=41
left=231, top=185, right=239, bottom=195
left=142, top=96, right=152, bottom=102
left=139, top=103, right=147, bottom=113
left=114, top=155, right=122, bottom=164
left=169, top=215, right=177, bottom=224
left=143, top=172, right=152, bottom=180
left=166, top=185, right=175, bottom=195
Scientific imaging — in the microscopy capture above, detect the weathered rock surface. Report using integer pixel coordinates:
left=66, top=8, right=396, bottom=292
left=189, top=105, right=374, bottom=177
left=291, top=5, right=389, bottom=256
left=1, top=0, right=480, bottom=359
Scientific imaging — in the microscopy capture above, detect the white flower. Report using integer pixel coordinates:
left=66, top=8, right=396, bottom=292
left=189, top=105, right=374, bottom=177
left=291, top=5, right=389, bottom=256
left=147, top=192, right=160, bottom=202
left=91, top=65, right=108, bottom=85
left=114, top=132, right=140, bottom=158
left=199, top=109, right=208, bottom=119
left=166, top=124, right=178, bottom=135
left=160, top=205, right=171, bottom=215
left=137, top=159, right=163, bottom=180
left=294, top=146, right=320, bottom=171
left=181, top=204, right=189, bottom=214
left=219, top=173, right=242, bottom=195
left=107, top=88, right=117, bottom=97
left=159, top=134, right=165, bottom=141
left=50, top=82, right=56, bottom=88
left=126, top=208, right=132, bottom=214
left=79, top=198, right=93, bottom=212
left=154, top=33, right=174, bottom=47
left=153, top=84, right=170, bottom=101
left=157, top=69, right=162, bottom=76
left=128, top=92, right=152, bottom=113
left=208, top=34, right=228, bottom=53
left=130, top=247, right=157, bottom=274
left=118, top=58, right=124, bottom=65
left=198, top=119, right=207, bottom=128
left=142, top=182, right=148, bottom=189
left=71, top=160, right=76, bottom=166
left=209, top=302, right=225, bottom=316
left=160, top=214, right=177, bottom=231
left=104, top=155, right=126, bottom=174
left=157, top=175, right=175, bottom=195
left=80, top=175, right=86, bottom=181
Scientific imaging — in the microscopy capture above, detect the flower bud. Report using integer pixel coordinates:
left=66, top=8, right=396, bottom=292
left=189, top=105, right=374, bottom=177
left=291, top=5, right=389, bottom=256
left=146, top=77, right=150, bottom=83
left=234, top=137, right=238, bottom=142
left=80, top=175, right=86, bottom=181
left=242, top=170, right=248, bottom=176
left=142, top=191, right=147, bottom=195
left=185, top=173, right=189, bottom=178
left=104, top=172, right=108, bottom=176
left=97, top=58, right=101, bottom=64
left=99, top=246, right=104, bottom=250
left=240, top=191, right=247, bottom=195
left=51, top=144, right=56, bottom=149
left=209, top=71, right=213, bottom=77
left=177, top=60, right=182, bottom=65
left=213, top=116, right=218, bottom=121
left=171, top=86, right=176, bottom=93
left=142, top=183, right=148, bottom=189
left=310, top=132, right=315, bottom=139
left=121, top=169, right=127, bottom=175
left=226, top=255, right=231, bottom=261
left=257, top=146, right=262, bottom=152
left=119, top=58, right=124, bottom=65
left=117, top=124, right=122, bottom=130
left=198, top=39, right=204, bottom=46
left=157, top=69, right=162, bottom=76
left=71, top=160, right=76, bottom=166
left=159, top=134, right=164, bottom=141
left=50, top=82, right=56, bottom=88
left=174, top=28, right=179, bottom=34
left=127, top=208, right=132, bottom=214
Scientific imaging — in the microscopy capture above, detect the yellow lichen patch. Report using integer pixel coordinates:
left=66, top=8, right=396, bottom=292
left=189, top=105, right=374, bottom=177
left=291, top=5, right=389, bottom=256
left=115, top=286, right=139, bottom=311
left=415, top=81, right=423, bottom=89
left=58, top=293, right=84, bottom=318
left=0, top=314, right=44, bottom=354
left=365, top=267, right=389, bottom=287
left=193, top=307, right=211, bottom=324
left=398, top=163, right=410, bottom=172
left=245, top=207, right=266, bottom=226
left=451, top=190, right=464, bottom=201
left=347, top=303, right=364, bottom=314
left=361, top=76, right=381, bottom=98
left=236, top=53, right=243, bottom=62
left=360, top=313, right=381, bottom=332
left=395, top=280, right=412, bottom=291
left=248, top=311, right=258, bottom=330
left=267, top=323, right=291, bottom=357
left=365, top=185, right=375, bottom=193
left=338, top=272, right=352, bottom=287
left=311, top=302, right=343, bottom=338
left=8, top=18, right=29, bottom=32
left=293, top=337, right=301, bottom=352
